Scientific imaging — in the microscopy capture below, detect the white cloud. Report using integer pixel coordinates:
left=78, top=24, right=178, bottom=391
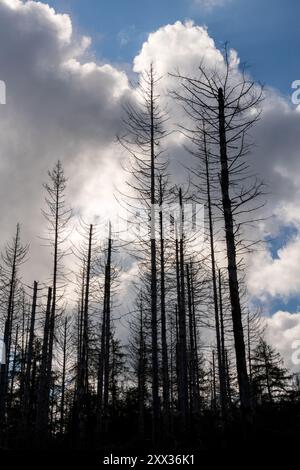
left=247, top=237, right=300, bottom=300
left=134, top=20, right=225, bottom=76
left=265, top=311, right=300, bottom=372
left=0, top=0, right=131, bottom=283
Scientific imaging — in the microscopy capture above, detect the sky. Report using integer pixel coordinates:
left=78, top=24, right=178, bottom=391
left=45, top=0, right=300, bottom=95
left=0, top=0, right=300, bottom=370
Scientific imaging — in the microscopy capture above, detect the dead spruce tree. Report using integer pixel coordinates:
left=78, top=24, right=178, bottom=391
left=157, top=173, right=175, bottom=433
left=128, top=291, right=149, bottom=438
left=172, top=47, right=264, bottom=416
left=73, top=222, right=94, bottom=445
left=72, top=220, right=115, bottom=446
left=18, top=281, right=38, bottom=444
left=186, top=126, right=228, bottom=418
left=0, top=224, right=28, bottom=429
left=35, top=286, right=52, bottom=444
left=56, top=315, right=73, bottom=435
left=118, top=64, right=168, bottom=442
left=38, top=160, right=71, bottom=435
left=97, top=222, right=114, bottom=435
left=176, top=189, right=189, bottom=426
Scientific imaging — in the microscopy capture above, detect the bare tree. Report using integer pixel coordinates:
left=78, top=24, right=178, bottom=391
left=0, top=224, right=28, bottom=426
left=118, top=64, right=168, bottom=442
left=40, top=161, right=71, bottom=432
left=172, top=48, right=264, bottom=416
left=42, top=160, right=71, bottom=403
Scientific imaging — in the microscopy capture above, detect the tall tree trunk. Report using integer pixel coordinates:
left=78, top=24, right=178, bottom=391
left=225, top=351, right=232, bottom=406
left=21, top=293, right=27, bottom=380
left=97, top=291, right=106, bottom=435
left=60, top=317, right=67, bottom=434
left=97, top=225, right=112, bottom=436
left=19, top=281, right=38, bottom=443
left=212, top=350, right=217, bottom=412
left=149, top=64, right=159, bottom=443
left=217, top=87, right=251, bottom=414
left=77, top=263, right=85, bottom=394
left=8, top=324, right=19, bottom=412
left=103, top=224, right=112, bottom=429
left=137, top=297, right=146, bottom=437
left=159, top=176, right=170, bottom=432
left=203, top=130, right=228, bottom=417
left=186, top=264, right=198, bottom=414
left=47, top=184, right=59, bottom=396
left=35, top=287, right=52, bottom=445
left=218, top=270, right=226, bottom=370
left=81, top=225, right=92, bottom=402
left=0, top=226, right=19, bottom=424
left=247, top=312, right=253, bottom=384
left=76, top=225, right=93, bottom=448
left=190, top=262, right=200, bottom=404
left=177, top=189, right=189, bottom=426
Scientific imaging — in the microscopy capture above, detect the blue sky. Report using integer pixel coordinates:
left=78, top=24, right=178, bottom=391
left=47, top=0, right=300, bottom=96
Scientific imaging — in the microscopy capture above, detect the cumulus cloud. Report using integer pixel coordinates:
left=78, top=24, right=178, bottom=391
left=133, top=21, right=240, bottom=181
left=134, top=21, right=224, bottom=74
left=248, top=236, right=300, bottom=299
left=265, top=311, right=300, bottom=372
left=0, top=0, right=130, bottom=282
left=245, top=93, right=300, bottom=301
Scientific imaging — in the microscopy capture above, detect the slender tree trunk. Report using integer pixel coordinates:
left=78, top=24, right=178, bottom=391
left=82, top=225, right=92, bottom=398
left=76, top=225, right=93, bottom=448
left=60, top=317, right=67, bottom=434
left=103, top=225, right=112, bottom=429
left=212, top=350, right=216, bottom=412
left=97, top=226, right=112, bottom=436
left=97, top=290, right=106, bottom=434
left=149, top=65, right=159, bottom=443
left=19, top=281, right=38, bottom=443
left=218, top=270, right=226, bottom=369
left=159, top=176, right=170, bottom=432
left=225, top=351, right=232, bottom=406
left=218, top=87, right=251, bottom=414
left=47, top=186, right=59, bottom=394
left=77, top=264, right=85, bottom=394
left=35, top=287, right=52, bottom=445
left=247, top=312, right=252, bottom=384
left=21, top=294, right=27, bottom=380
left=203, top=131, right=228, bottom=417
left=170, top=308, right=175, bottom=413
left=0, top=227, right=19, bottom=424
left=8, top=324, right=19, bottom=412
left=174, top=303, right=180, bottom=409
left=190, top=262, right=200, bottom=403
left=264, top=350, right=273, bottom=403
left=137, top=299, right=146, bottom=437
left=177, top=189, right=189, bottom=426
left=186, top=264, right=198, bottom=414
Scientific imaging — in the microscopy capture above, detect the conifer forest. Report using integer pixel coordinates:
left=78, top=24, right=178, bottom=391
left=0, top=0, right=300, bottom=462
